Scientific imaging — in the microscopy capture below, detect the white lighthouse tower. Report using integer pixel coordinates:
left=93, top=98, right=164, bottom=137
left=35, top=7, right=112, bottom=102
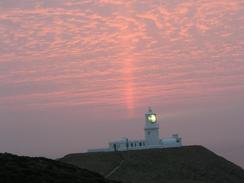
left=144, top=107, right=160, bottom=146
left=88, top=107, right=182, bottom=152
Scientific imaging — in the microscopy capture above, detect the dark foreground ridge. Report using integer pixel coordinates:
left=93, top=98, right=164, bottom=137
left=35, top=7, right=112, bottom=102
left=0, top=153, right=121, bottom=183
left=60, top=145, right=244, bottom=183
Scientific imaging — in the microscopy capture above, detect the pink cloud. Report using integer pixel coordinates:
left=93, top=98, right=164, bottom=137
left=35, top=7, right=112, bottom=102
left=0, top=0, right=243, bottom=112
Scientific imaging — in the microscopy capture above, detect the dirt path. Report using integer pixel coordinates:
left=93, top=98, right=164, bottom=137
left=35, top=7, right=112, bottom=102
left=105, top=159, right=124, bottom=178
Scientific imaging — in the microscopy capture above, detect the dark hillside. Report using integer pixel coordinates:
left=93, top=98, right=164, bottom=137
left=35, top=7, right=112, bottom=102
left=0, top=153, right=121, bottom=183
left=60, top=146, right=244, bottom=183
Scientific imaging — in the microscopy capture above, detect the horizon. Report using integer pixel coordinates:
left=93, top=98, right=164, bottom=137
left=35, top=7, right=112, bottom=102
left=0, top=0, right=243, bottom=168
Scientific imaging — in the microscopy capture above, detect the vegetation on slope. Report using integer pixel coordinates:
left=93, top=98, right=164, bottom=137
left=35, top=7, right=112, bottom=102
left=0, top=153, right=121, bottom=183
left=60, top=145, right=244, bottom=183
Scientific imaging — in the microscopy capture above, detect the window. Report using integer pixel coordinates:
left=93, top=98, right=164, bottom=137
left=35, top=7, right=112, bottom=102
left=131, top=143, right=133, bottom=147
left=139, top=142, right=142, bottom=146
left=113, top=144, right=117, bottom=152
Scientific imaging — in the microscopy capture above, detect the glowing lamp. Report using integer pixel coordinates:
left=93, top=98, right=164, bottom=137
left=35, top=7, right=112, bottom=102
left=147, top=114, right=157, bottom=123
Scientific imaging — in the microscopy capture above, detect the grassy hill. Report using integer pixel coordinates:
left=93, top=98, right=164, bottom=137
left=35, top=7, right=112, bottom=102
left=0, top=153, right=121, bottom=183
left=60, top=145, right=244, bottom=183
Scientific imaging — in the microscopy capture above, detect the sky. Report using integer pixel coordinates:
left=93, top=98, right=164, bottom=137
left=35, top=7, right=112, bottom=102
left=0, top=0, right=243, bottom=167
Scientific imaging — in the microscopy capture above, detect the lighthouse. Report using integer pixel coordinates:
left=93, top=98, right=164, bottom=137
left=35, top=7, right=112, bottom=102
left=144, top=107, right=160, bottom=146
left=88, top=108, right=182, bottom=152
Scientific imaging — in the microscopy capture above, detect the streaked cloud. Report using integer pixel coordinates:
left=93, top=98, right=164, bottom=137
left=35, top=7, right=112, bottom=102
left=0, top=0, right=243, bottom=112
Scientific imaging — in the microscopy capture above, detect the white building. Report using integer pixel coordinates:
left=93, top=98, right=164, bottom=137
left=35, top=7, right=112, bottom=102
left=88, top=108, right=182, bottom=152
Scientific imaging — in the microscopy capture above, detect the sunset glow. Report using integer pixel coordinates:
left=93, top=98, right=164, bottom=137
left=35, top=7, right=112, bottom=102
left=0, top=0, right=243, bottom=168
left=0, top=0, right=243, bottom=111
